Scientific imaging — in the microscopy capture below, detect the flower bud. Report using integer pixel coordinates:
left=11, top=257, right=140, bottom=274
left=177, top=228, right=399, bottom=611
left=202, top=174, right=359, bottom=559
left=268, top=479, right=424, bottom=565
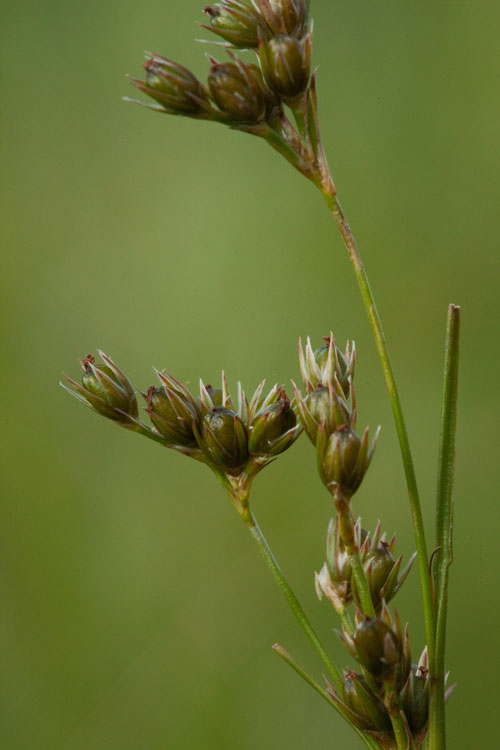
left=354, top=547, right=395, bottom=612
left=208, top=60, right=267, bottom=122
left=145, top=372, right=200, bottom=447
left=63, top=352, right=138, bottom=423
left=259, top=34, right=310, bottom=100
left=203, top=2, right=264, bottom=48
left=129, top=55, right=209, bottom=115
left=294, top=384, right=351, bottom=445
left=402, top=670, right=429, bottom=733
left=342, top=673, right=392, bottom=732
left=314, top=341, right=354, bottom=399
left=254, top=0, right=308, bottom=38
left=350, top=614, right=412, bottom=693
left=315, top=516, right=353, bottom=610
left=317, top=424, right=374, bottom=498
left=200, top=406, right=249, bottom=469
left=353, top=617, right=402, bottom=685
left=317, top=423, right=379, bottom=498
left=299, top=335, right=355, bottom=393
left=248, top=389, right=299, bottom=456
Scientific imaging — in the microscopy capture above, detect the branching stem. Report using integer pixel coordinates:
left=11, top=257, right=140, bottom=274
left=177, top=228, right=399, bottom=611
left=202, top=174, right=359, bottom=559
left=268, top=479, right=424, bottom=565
left=241, top=506, right=343, bottom=690
left=320, top=186, right=436, bottom=672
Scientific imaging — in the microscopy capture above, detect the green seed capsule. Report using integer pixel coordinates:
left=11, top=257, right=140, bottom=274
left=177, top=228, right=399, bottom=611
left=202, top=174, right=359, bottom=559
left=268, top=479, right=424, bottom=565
left=201, top=406, right=249, bottom=468
left=208, top=61, right=267, bottom=122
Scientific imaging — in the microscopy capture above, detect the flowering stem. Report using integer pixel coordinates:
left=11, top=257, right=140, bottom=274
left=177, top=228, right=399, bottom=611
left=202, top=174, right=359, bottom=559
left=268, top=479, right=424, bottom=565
left=320, top=187, right=436, bottom=671
left=241, top=506, right=343, bottom=690
left=428, top=304, right=460, bottom=750
left=273, top=644, right=381, bottom=750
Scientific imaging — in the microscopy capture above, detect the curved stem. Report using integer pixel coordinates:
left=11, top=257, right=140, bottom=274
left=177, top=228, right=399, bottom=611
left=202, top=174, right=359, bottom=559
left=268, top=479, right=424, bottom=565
left=321, top=188, right=436, bottom=670
left=242, top=507, right=343, bottom=690
left=428, top=304, right=460, bottom=750
left=273, top=644, right=381, bottom=750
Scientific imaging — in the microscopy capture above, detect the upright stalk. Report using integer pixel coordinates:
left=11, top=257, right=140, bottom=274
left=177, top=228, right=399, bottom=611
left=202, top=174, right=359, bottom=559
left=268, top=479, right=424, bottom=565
left=321, top=186, right=436, bottom=670
left=428, top=304, right=460, bottom=750
left=241, top=506, right=343, bottom=690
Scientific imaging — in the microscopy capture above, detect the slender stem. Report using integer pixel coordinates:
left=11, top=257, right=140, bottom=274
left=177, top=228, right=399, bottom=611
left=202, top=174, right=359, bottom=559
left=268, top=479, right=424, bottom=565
left=390, top=711, right=413, bottom=750
left=428, top=304, right=460, bottom=750
left=321, top=188, right=436, bottom=669
left=243, top=507, right=343, bottom=690
left=335, top=493, right=376, bottom=617
left=273, top=644, right=381, bottom=750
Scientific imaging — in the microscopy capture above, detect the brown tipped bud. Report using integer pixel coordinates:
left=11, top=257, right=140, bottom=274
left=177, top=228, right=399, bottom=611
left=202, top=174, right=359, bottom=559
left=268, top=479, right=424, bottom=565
left=342, top=673, right=392, bottom=732
left=254, top=0, right=309, bottom=38
left=313, top=337, right=355, bottom=398
left=129, top=55, right=209, bottom=115
left=203, top=1, right=264, bottom=48
left=145, top=380, right=199, bottom=447
left=353, top=616, right=410, bottom=691
left=205, top=385, right=224, bottom=407
left=208, top=60, right=267, bottom=122
left=317, top=423, right=379, bottom=499
left=299, top=334, right=355, bottom=394
left=402, top=668, right=430, bottom=733
left=354, top=547, right=395, bottom=612
left=259, top=34, right=310, bottom=100
left=199, top=406, right=249, bottom=469
left=248, top=389, right=299, bottom=456
left=63, top=352, right=138, bottom=423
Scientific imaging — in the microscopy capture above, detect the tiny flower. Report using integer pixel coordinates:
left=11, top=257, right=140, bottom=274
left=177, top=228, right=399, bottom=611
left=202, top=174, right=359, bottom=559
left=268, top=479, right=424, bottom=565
left=317, top=423, right=380, bottom=499
left=353, top=617, right=403, bottom=685
left=128, top=55, right=210, bottom=115
left=294, top=383, right=351, bottom=445
left=259, top=33, right=311, bottom=101
left=199, top=406, right=249, bottom=470
left=248, top=387, right=300, bottom=456
left=145, top=369, right=201, bottom=447
left=315, top=515, right=356, bottom=611
left=203, top=1, right=264, bottom=48
left=299, top=334, right=355, bottom=396
left=401, top=649, right=430, bottom=733
left=351, top=542, right=416, bottom=613
left=341, top=672, right=392, bottom=732
left=62, top=352, right=138, bottom=423
left=207, top=58, right=268, bottom=123
left=253, top=0, right=309, bottom=39
left=342, top=606, right=411, bottom=690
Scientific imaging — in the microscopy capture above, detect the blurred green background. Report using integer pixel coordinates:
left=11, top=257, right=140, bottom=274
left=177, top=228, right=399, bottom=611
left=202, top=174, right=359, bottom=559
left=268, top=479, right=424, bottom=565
left=1, top=0, right=499, bottom=747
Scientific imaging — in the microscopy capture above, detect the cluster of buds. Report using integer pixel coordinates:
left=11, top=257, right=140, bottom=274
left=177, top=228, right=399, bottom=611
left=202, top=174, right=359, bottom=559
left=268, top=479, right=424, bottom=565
left=328, top=605, right=430, bottom=748
left=294, top=334, right=379, bottom=501
left=315, top=517, right=416, bottom=614
left=126, top=1, right=330, bottom=186
left=63, top=352, right=301, bottom=512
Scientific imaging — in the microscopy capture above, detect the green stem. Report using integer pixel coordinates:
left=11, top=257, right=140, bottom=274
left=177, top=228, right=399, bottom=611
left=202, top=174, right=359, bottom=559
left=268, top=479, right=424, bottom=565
left=321, top=188, right=436, bottom=670
left=390, top=710, right=413, bottom=750
left=335, top=493, right=376, bottom=617
left=427, top=304, right=460, bottom=750
left=273, top=644, right=380, bottom=750
left=243, top=507, right=343, bottom=690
